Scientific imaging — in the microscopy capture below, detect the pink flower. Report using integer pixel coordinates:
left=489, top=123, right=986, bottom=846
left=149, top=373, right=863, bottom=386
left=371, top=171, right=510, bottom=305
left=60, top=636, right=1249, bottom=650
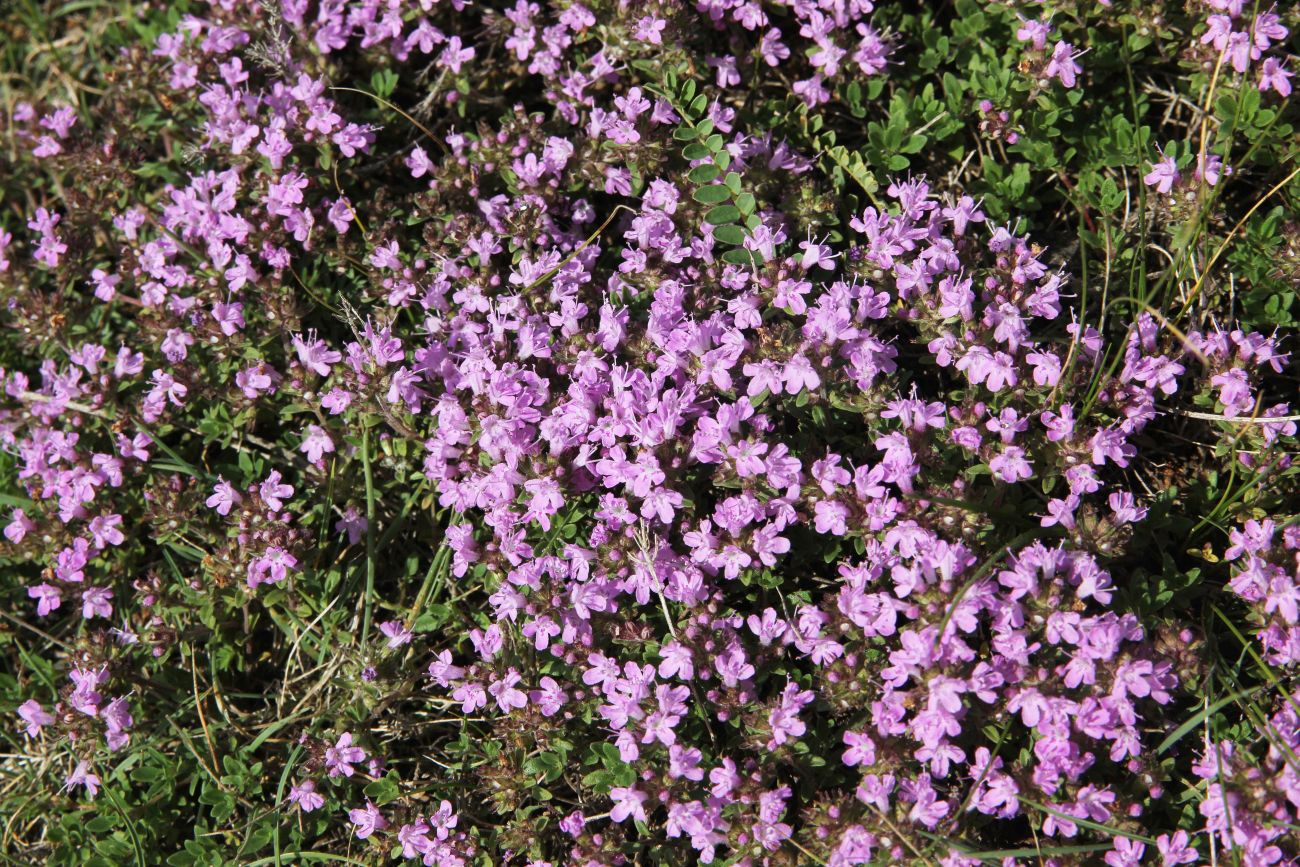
left=28, top=583, right=62, bottom=617
left=299, top=425, right=335, bottom=463
left=293, top=332, right=341, bottom=376
left=348, top=799, right=387, bottom=839
left=1259, top=57, right=1293, bottom=97
left=81, top=587, right=113, bottom=619
left=379, top=620, right=413, bottom=649
left=488, top=669, right=528, bottom=712
left=17, top=700, right=54, bottom=737
left=5, top=508, right=35, bottom=543
left=1210, top=367, right=1253, bottom=417
left=633, top=16, right=666, bottom=45
left=782, top=354, right=821, bottom=393
left=325, top=732, right=367, bottom=778
left=990, top=446, right=1034, bottom=483
left=288, top=779, right=324, bottom=812
left=609, top=786, right=648, bottom=823
left=258, top=470, right=294, bottom=512
left=405, top=145, right=434, bottom=178
left=1156, top=831, right=1199, bottom=865
left=1105, top=837, right=1145, bottom=867
left=1144, top=152, right=1179, bottom=194
left=1044, top=41, right=1081, bottom=87
left=206, top=477, right=241, bottom=516
left=907, top=777, right=950, bottom=829
left=1016, top=18, right=1051, bottom=50
left=65, top=760, right=100, bottom=799
left=842, top=731, right=876, bottom=767
left=397, top=819, right=433, bottom=858
left=246, top=546, right=298, bottom=588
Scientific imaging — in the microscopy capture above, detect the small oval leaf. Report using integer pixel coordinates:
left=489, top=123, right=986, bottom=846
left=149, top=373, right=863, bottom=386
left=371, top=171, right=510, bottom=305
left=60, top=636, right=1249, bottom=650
left=692, top=185, right=731, bottom=204
left=705, top=204, right=741, bottom=225
left=712, top=224, right=746, bottom=245
left=687, top=164, right=721, bottom=184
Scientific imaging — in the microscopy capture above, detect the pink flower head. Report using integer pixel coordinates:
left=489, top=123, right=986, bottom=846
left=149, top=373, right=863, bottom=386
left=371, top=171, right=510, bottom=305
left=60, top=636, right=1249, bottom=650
left=990, top=446, right=1034, bottom=483
left=288, top=779, right=324, bottom=812
left=17, top=700, right=54, bottom=737
left=609, top=786, right=648, bottom=824
left=379, top=620, right=413, bottom=649
left=1144, top=150, right=1180, bottom=194
left=1044, top=41, right=1081, bottom=87
left=325, top=732, right=367, bottom=778
left=348, top=799, right=387, bottom=839
left=206, top=477, right=241, bottom=516
left=258, top=470, right=294, bottom=512
left=64, top=760, right=100, bottom=799
left=1259, top=57, right=1293, bottom=97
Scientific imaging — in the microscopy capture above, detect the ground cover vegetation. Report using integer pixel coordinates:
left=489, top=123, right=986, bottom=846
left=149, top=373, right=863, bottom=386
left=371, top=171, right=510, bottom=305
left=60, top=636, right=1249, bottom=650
left=1, top=0, right=1299, bottom=864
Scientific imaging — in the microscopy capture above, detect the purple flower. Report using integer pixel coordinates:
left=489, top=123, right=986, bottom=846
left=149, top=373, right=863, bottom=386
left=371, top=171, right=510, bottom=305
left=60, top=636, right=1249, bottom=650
left=1210, top=368, right=1253, bottom=418
left=1044, top=41, right=1082, bottom=87
left=246, top=546, right=297, bottom=588
left=782, top=354, right=821, bottom=393
left=28, top=583, right=62, bottom=617
left=334, top=506, right=367, bottom=544
left=65, top=760, right=100, bottom=800
left=1144, top=152, right=1179, bottom=194
left=842, top=731, right=876, bottom=766
left=348, top=799, right=387, bottom=839
left=397, top=819, right=433, bottom=858
left=379, top=620, right=413, bottom=649
left=17, top=700, right=54, bottom=737
left=989, top=446, right=1034, bottom=483
left=1156, top=831, right=1199, bottom=865
left=292, top=332, right=342, bottom=376
left=81, top=587, right=113, bottom=620
left=610, top=786, right=648, bottom=824
left=1259, top=57, right=1293, bottom=96
left=299, top=425, right=335, bottom=463
left=324, top=732, right=367, bottom=778
left=206, top=477, right=241, bottom=516
left=258, top=470, right=294, bottom=512
left=1104, top=837, right=1145, bottom=867
left=488, top=669, right=528, bottom=712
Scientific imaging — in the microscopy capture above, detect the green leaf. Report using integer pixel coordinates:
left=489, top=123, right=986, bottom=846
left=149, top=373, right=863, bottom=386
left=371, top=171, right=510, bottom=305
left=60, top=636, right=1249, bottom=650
left=722, top=248, right=763, bottom=266
left=712, top=224, right=746, bottom=245
left=86, top=816, right=117, bottom=834
left=132, top=764, right=166, bottom=783
left=370, top=69, right=398, bottom=100
left=523, top=751, right=565, bottom=784
left=364, top=775, right=402, bottom=806
left=692, top=185, right=731, bottom=204
left=705, top=204, right=741, bottom=225
left=687, top=164, right=721, bottom=183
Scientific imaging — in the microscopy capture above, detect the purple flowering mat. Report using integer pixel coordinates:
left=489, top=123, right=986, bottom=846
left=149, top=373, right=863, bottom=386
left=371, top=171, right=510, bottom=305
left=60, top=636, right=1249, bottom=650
left=1, top=0, right=1298, bottom=864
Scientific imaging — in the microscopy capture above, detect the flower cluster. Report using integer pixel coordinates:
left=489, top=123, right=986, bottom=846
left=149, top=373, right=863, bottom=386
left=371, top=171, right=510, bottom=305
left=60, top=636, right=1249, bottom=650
left=2, top=0, right=1298, bottom=864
